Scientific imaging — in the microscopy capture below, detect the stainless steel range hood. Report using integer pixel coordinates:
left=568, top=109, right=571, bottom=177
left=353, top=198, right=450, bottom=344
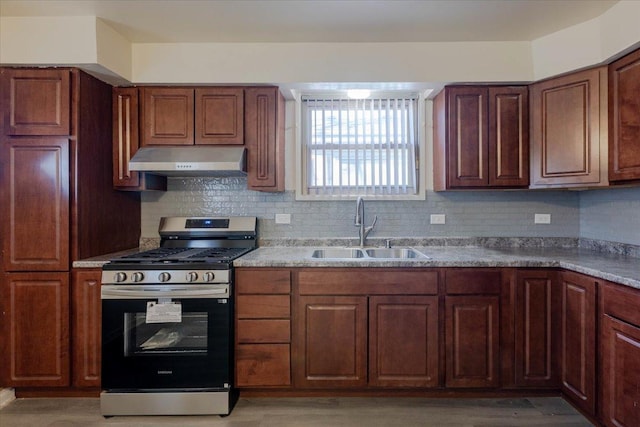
left=129, top=146, right=246, bottom=177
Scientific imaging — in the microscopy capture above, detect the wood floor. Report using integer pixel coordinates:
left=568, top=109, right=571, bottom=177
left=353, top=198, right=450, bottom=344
left=0, top=396, right=594, bottom=426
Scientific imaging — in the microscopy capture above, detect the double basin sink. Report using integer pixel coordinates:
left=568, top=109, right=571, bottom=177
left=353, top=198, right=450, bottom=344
left=311, top=247, right=430, bottom=260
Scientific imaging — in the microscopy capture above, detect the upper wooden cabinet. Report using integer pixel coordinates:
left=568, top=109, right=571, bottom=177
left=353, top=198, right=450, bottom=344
left=140, top=87, right=243, bottom=146
left=0, top=68, right=70, bottom=136
left=433, top=85, right=529, bottom=190
left=113, top=87, right=167, bottom=191
left=530, top=66, right=608, bottom=188
left=609, top=48, right=640, bottom=183
left=245, top=87, right=286, bottom=192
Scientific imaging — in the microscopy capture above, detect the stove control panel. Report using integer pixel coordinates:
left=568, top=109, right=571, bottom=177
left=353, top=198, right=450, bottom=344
left=102, top=269, right=229, bottom=285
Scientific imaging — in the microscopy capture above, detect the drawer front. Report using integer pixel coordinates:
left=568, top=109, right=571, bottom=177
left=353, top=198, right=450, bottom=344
left=236, top=269, right=291, bottom=294
left=297, top=269, right=438, bottom=295
left=602, top=282, right=640, bottom=327
left=445, top=269, right=502, bottom=295
left=237, top=319, right=290, bottom=343
left=236, top=344, right=291, bottom=387
left=236, top=295, right=290, bottom=319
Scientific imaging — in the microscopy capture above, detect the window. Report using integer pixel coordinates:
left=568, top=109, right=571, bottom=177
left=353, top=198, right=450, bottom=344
left=299, top=93, right=421, bottom=198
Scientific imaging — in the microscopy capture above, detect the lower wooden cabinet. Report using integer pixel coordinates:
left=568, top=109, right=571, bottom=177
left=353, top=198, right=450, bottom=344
left=560, top=271, right=597, bottom=416
left=294, top=295, right=368, bottom=388
left=369, top=295, right=439, bottom=387
left=514, top=270, right=560, bottom=388
left=601, top=282, right=640, bottom=427
left=71, top=269, right=102, bottom=388
left=444, top=269, right=503, bottom=388
left=235, top=268, right=291, bottom=388
left=1, top=272, right=70, bottom=387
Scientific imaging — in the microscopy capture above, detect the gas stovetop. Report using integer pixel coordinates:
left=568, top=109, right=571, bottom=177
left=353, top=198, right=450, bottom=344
left=110, top=247, right=254, bottom=264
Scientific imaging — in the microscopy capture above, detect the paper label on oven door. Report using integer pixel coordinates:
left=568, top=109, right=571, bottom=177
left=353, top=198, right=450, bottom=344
left=146, top=301, right=182, bottom=323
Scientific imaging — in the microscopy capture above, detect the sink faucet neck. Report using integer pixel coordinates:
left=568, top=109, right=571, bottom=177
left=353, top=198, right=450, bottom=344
left=354, top=196, right=377, bottom=247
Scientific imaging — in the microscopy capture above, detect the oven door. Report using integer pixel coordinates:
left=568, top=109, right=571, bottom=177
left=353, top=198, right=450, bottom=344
left=101, top=284, right=231, bottom=391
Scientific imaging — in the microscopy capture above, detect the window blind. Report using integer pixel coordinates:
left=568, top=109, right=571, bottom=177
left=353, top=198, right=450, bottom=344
left=302, top=95, right=418, bottom=196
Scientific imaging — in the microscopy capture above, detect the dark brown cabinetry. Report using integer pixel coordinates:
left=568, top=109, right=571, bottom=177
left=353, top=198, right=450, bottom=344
left=293, top=269, right=439, bottom=389
left=1, top=68, right=70, bottom=136
left=514, top=270, right=560, bottom=388
left=71, top=269, right=102, bottom=388
left=560, top=271, right=597, bottom=417
left=245, top=87, right=285, bottom=192
left=530, top=66, right=608, bottom=188
left=1, top=272, right=70, bottom=387
left=369, top=295, right=439, bottom=387
left=433, top=86, right=529, bottom=190
left=601, top=282, right=640, bottom=427
left=140, top=87, right=244, bottom=146
left=444, top=269, right=502, bottom=388
left=235, top=269, right=291, bottom=388
left=112, top=87, right=166, bottom=191
left=0, top=67, right=140, bottom=389
left=609, top=48, right=640, bottom=183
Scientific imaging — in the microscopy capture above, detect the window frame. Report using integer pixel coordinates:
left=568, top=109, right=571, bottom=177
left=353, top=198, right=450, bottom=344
left=295, top=91, right=427, bottom=201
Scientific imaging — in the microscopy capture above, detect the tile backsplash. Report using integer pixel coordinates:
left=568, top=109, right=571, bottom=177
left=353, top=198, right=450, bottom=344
left=580, top=186, right=640, bottom=246
left=141, top=177, right=581, bottom=241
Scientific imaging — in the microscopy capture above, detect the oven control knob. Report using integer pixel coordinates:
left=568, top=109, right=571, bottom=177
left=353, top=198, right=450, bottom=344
left=186, top=272, right=198, bottom=282
left=204, top=271, right=216, bottom=282
left=132, top=272, right=145, bottom=282
left=158, top=272, right=171, bottom=283
left=115, top=272, right=127, bottom=283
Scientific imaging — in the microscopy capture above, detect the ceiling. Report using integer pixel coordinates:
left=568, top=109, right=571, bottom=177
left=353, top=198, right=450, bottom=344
left=0, top=0, right=619, bottom=43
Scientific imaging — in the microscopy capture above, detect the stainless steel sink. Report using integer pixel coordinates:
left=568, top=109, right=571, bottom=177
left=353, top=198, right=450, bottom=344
left=365, top=248, right=429, bottom=259
left=311, top=248, right=365, bottom=259
left=310, top=247, right=429, bottom=259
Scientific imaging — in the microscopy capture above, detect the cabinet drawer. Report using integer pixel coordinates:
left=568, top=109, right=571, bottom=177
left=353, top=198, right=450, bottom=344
left=237, top=295, right=290, bottom=319
left=236, top=344, right=291, bottom=387
left=237, top=319, right=290, bottom=343
left=297, top=269, right=438, bottom=295
left=445, top=269, right=502, bottom=294
left=236, top=269, right=291, bottom=294
left=602, top=282, right=640, bottom=327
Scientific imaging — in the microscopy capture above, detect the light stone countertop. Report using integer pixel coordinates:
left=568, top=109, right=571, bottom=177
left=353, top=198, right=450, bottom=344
left=232, top=246, right=640, bottom=290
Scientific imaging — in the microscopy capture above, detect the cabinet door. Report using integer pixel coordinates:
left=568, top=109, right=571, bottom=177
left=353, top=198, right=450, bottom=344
left=1, top=272, right=70, bottom=387
left=245, top=87, right=285, bottom=192
left=514, top=270, right=560, bottom=388
left=195, top=88, right=244, bottom=145
left=530, top=67, right=607, bottom=187
left=446, top=87, right=489, bottom=187
left=609, top=48, right=640, bottom=182
left=560, top=271, right=596, bottom=416
left=141, top=87, right=194, bottom=146
left=2, top=138, right=69, bottom=271
left=0, top=68, right=70, bottom=136
left=445, top=295, right=500, bottom=388
left=488, top=87, right=529, bottom=187
left=602, top=315, right=640, bottom=427
left=294, top=296, right=367, bottom=388
left=71, top=269, right=102, bottom=388
left=369, top=295, right=439, bottom=387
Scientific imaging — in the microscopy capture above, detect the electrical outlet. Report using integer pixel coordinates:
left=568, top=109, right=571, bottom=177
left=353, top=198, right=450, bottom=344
left=275, top=213, right=291, bottom=224
left=534, top=213, right=551, bottom=224
left=430, top=214, right=446, bottom=225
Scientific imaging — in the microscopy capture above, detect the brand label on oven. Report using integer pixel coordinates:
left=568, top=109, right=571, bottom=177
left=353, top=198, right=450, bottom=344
left=146, top=301, right=182, bottom=323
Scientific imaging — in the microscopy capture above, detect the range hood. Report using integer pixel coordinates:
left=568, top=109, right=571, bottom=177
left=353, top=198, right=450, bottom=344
left=129, top=146, right=246, bottom=177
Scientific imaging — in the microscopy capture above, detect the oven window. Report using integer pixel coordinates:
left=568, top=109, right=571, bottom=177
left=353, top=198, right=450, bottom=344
left=123, top=312, right=208, bottom=356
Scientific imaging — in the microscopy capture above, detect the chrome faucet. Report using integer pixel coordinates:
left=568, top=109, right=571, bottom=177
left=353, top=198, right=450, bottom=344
left=354, top=196, right=377, bottom=247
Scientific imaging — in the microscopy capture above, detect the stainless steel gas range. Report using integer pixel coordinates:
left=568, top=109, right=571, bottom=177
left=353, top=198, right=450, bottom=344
left=100, top=216, right=256, bottom=416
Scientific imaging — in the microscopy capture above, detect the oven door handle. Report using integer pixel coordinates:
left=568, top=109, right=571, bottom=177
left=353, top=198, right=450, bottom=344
left=101, top=285, right=229, bottom=299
